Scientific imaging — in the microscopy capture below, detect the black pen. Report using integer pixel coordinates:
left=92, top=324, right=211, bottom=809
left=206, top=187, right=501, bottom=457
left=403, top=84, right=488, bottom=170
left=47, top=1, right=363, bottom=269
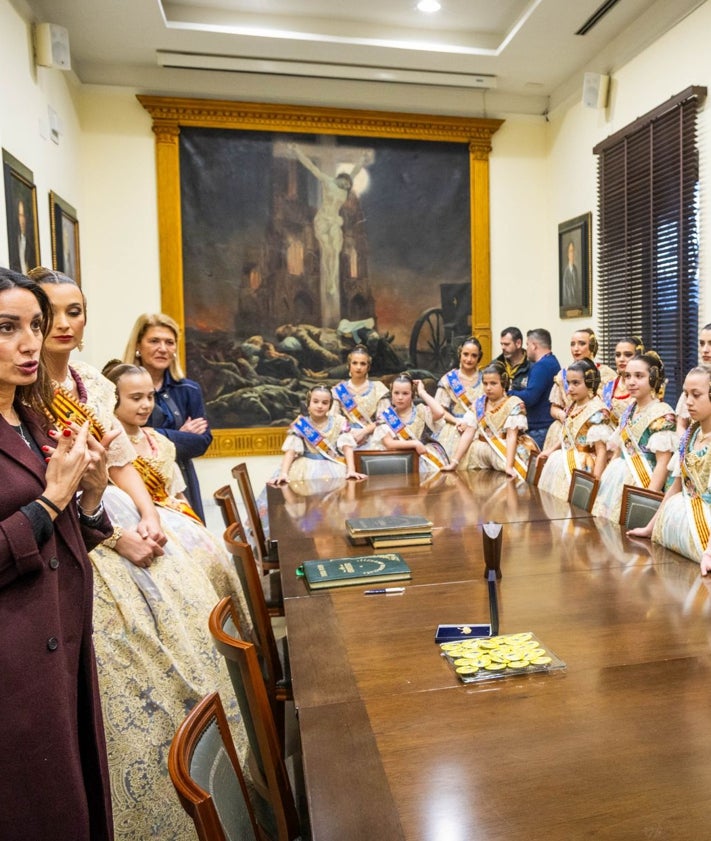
left=364, top=587, right=406, bottom=595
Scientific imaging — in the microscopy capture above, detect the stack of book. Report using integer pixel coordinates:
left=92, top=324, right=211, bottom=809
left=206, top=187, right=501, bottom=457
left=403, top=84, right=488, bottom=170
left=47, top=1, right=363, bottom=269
left=345, top=514, right=433, bottom=549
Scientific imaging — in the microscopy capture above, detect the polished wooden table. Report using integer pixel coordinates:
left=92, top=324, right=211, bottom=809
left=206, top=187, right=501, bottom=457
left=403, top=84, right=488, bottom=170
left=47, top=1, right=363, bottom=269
left=269, top=474, right=711, bottom=840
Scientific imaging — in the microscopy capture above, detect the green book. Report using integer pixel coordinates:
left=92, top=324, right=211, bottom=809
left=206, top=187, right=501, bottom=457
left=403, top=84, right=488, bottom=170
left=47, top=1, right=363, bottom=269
left=300, top=553, right=411, bottom=590
left=345, top=514, right=432, bottom=537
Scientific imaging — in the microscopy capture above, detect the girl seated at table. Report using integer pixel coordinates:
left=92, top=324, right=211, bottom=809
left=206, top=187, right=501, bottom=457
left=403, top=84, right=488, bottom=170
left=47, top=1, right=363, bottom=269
left=441, top=362, right=537, bottom=479
left=628, top=364, right=711, bottom=574
left=370, top=373, right=447, bottom=472
left=435, top=336, right=485, bottom=464
left=538, top=358, right=613, bottom=501
left=593, top=351, right=676, bottom=522
left=330, top=344, right=389, bottom=447
left=544, top=328, right=615, bottom=450
left=272, top=385, right=365, bottom=484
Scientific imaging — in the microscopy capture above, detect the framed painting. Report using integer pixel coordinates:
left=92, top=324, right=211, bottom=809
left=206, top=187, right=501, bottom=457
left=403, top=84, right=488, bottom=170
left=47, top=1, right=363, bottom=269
left=559, top=212, right=592, bottom=318
left=3, top=149, right=40, bottom=274
left=49, top=191, right=81, bottom=284
left=139, top=96, right=502, bottom=456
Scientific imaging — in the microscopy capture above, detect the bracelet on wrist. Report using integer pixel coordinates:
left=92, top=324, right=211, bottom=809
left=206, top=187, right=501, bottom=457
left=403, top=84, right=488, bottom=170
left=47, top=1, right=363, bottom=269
left=78, top=501, right=105, bottom=525
left=37, top=495, right=63, bottom=517
left=102, top=526, right=123, bottom=550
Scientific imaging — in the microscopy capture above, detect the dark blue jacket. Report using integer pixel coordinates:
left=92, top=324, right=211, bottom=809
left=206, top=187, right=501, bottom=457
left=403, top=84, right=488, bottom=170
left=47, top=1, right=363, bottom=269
left=148, top=371, right=212, bottom=521
left=510, top=352, right=561, bottom=433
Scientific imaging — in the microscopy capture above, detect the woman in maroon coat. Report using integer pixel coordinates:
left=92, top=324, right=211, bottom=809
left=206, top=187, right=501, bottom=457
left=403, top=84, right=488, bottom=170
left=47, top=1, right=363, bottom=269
left=0, top=268, right=115, bottom=841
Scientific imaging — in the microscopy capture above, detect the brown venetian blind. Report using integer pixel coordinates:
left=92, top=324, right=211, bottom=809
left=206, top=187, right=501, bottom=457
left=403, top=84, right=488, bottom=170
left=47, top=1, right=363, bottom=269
left=594, top=86, right=706, bottom=403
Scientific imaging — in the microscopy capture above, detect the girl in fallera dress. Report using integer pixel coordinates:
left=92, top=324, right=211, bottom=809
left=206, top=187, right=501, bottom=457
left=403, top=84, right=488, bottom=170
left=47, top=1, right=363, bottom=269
left=593, top=352, right=676, bottom=522
left=676, top=323, right=711, bottom=436
left=30, top=270, right=248, bottom=841
left=435, top=336, right=485, bottom=465
left=441, top=361, right=537, bottom=478
left=272, top=385, right=365, bottom=484
left=544, top=328, right=616, bottom=450
left=370, top=372, right=447, bottom=471
left=628, top=365, right=711, bottom=574
left=538, top=358, right=613, bottom=501
left=330, top=344, right=389, bottom=447
left=602, top=336, right=645, bottom=425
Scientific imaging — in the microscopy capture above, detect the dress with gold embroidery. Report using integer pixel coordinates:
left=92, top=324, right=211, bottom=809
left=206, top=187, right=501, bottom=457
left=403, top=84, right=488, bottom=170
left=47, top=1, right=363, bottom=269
left=66, top=365, right=251, bottom=841
left=592, top=399, right=676, bottom=522
left=652, top=424, right=711, bottom=564
left=538, top=396, right=613, bottom=501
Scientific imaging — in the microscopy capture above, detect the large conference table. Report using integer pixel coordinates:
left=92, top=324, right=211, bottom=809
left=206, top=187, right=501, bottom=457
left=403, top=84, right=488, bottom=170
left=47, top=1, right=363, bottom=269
left=268, top=471, right=711, bottom=840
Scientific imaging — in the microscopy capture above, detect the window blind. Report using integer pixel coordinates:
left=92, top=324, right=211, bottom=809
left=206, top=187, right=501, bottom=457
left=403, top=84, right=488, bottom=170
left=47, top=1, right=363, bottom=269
left=594, top=86, right=706, bottom=403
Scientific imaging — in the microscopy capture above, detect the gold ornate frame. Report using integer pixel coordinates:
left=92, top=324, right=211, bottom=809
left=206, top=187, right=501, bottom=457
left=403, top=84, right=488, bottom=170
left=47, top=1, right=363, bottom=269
left=138, top=95, right=501, bottom=457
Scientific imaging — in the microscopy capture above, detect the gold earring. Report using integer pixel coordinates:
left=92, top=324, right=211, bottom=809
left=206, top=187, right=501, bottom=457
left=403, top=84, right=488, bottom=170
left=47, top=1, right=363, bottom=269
left=135, top=350, right=141, bottom=358
left=77, top=339, right=84, bottom=351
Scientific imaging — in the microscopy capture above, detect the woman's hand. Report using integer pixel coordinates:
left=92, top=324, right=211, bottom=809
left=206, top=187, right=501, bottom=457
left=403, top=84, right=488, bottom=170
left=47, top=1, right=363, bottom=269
left=179, top=416, right=208, bottom=434
left=42, top=423, right=95, bottom=511
left=137, top=512, right=166, bottom=546
left=115, top=528, right=164, bottom=568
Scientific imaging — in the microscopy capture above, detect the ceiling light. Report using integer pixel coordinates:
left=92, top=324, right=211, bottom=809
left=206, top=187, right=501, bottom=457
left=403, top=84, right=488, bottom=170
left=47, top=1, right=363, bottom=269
left=417, top=0, right=441, bottom=13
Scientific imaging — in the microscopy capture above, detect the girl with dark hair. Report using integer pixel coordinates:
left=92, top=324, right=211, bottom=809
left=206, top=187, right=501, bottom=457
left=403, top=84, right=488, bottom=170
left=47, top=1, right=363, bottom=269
left=435, top=336, right=485, bottom=462
left=629, top=364, right=711, bottom=574
left=544, top=327, right=615, bottom=450
left=601, top=336, right=645, bottom=424
left=538, top=358, right=613, bottom=500
left=441, top=361, right=537, bottom=478
left=272, top=385, right=365, bottom=483
left=330, top=344, right=389, bottom=447
left=0, top=267, right=115, bottom=841
left=593, top=351, right=676, bottom=521
left=371, top=373, right=447, bottom=471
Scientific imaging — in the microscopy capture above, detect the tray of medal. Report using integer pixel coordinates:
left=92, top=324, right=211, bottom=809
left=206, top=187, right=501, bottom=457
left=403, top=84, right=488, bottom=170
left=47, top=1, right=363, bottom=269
left=440, top=631, right=566, bottom=684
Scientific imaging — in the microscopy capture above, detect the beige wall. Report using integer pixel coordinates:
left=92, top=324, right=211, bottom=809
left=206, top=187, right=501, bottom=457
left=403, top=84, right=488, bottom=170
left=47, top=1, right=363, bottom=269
left=2, top=0, right=711, bottom=510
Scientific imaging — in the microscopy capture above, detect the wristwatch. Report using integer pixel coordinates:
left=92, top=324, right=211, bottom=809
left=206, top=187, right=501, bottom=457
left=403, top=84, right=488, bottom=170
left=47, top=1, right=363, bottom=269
left=103, top=526, right=123, bottom=550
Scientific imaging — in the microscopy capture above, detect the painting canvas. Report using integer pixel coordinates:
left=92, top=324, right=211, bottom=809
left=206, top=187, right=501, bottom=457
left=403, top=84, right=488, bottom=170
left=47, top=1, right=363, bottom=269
left=49, top=191, right=81, bottom=284
left=3, top=150, right=40, bottom=274
left=179, top=128, right=473, bottom=431
left=558, top=212, right=592, bottom=318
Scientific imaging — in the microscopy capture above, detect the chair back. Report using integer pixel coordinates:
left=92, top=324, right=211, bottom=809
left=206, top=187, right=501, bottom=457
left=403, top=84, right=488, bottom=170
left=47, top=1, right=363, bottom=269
left=354, top=449, right=419, bottom=475
left=526, top=452, right=546, bottom=486
left=213, top=485, right=248, bottom=541
left=619, top=484, right=664, bottom=529
left=567, top=468, right=600, bottom=512
left=209, top=597, right=300, bottom=841
left=223, top=525, right=284, bottom=697
left=168, top=691, right=262, bottom=841
left=232, top=463, right=278, bottom=566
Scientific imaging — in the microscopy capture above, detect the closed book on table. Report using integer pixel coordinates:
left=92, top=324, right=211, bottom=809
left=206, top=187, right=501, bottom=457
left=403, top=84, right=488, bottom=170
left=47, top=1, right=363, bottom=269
left=370, top=534, right=433, bottom=549
left=345, top=514, right=432, bottom=537
left=300, top=553, right=411, bottom=590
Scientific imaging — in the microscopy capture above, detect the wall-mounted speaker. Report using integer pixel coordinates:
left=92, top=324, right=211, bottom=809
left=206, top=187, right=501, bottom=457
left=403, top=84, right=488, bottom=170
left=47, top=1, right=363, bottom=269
left=582, top=72, right=609, bottom=109
left=34, top=23, right=71, bottom=71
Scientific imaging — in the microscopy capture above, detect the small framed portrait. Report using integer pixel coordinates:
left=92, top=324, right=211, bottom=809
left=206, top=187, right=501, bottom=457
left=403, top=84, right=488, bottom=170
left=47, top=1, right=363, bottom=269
left=558, top=212, right=592, bottom=318
left=3, top=149, right=40, bottom=275
left=49, top=191, right=81, bottom=283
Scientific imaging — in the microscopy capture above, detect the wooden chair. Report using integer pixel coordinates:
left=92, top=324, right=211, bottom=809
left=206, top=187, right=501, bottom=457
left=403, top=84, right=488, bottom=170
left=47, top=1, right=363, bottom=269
left=223, top=525, right=291, bottom=710
left=354, top=449, right=419, bottom=475
left=213, top=484, right=248, bottom=539
left=526, top=452, right=546, bottom=486
left=232, top=462, right=280, bottom=569
left=567, top=468, right=600, bottom=512
left=209, top=597, right=301, bottom=841
left=215, top=484, right=283, bottom=615
left=168, top=691, right=265, bottom=841
left=619, top=484, right=664, bottom=530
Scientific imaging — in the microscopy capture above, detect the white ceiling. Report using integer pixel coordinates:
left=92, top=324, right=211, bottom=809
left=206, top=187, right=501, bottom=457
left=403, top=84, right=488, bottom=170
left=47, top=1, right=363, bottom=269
left=14, top=0, right=707, bottom=115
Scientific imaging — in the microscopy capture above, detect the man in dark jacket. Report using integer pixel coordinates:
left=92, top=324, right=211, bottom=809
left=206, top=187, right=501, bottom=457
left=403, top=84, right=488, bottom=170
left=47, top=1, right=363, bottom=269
left=510, top=328, right=561, bottom=449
